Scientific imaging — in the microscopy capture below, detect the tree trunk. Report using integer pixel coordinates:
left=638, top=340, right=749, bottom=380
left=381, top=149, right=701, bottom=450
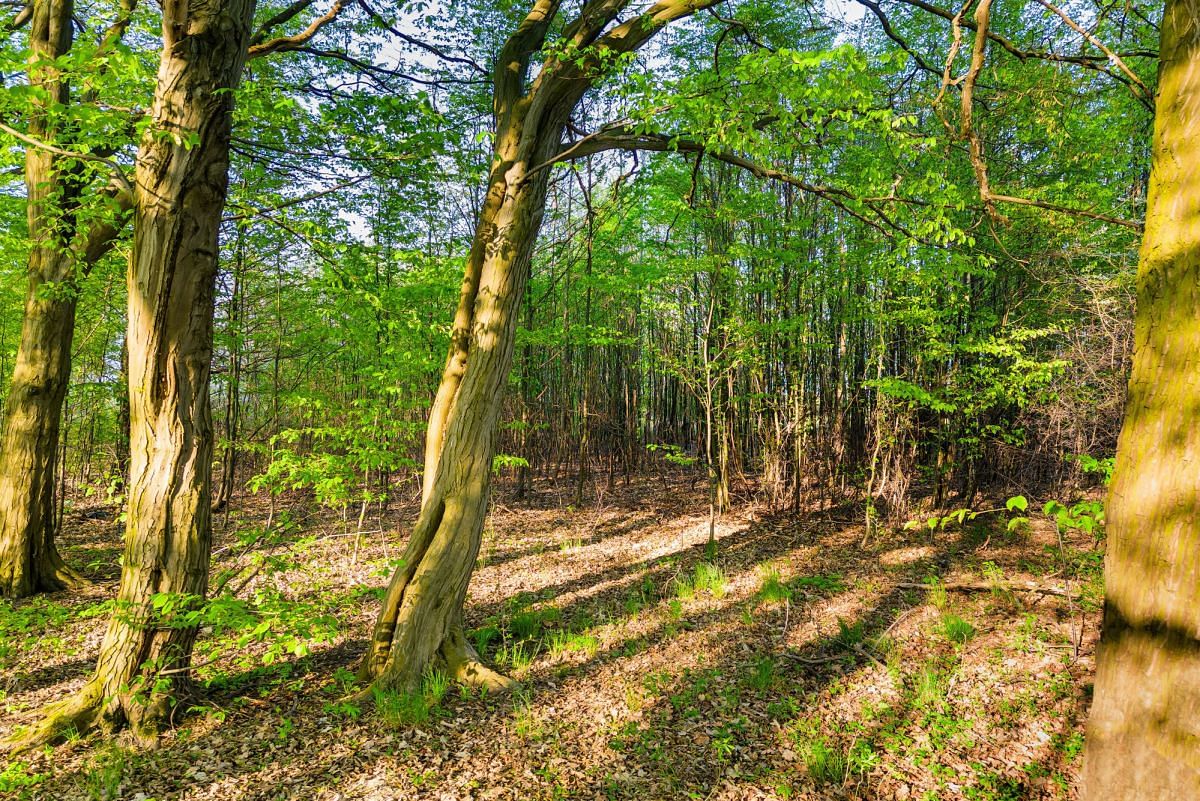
left=15, top=0, right=255, bottom=746
left=0, top=248, right=84, bottom=597
left=359, top=105, right=563, bottom=697
left=1081, top=1, right=1200, bottom=797
left=360, top=0, right=726, bottom=697
left=0, top=0, right=115, bottom=598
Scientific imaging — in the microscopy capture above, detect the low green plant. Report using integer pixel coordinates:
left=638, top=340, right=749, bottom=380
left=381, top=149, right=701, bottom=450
left=939, top=614, right=977, bottom=645
left=792, top=573, right=846, bottom=594
left=509, top=609, right=542, bottom=639
left=471, top=624, right=501, bottom=654
left=496, top=640, right=534, bottom=671
left=693, top=561, right=727, bottom=598
left=511, top=689, right=543, bottom=740
left=323, top=699, right=362, bottom=719
left=623, top=594, right=643, bottom=617
left=374, top=669, right=451, bottom=728
left=803, top=737, right=848, bottom=785
left=924, top=575, right=948, bottom=610
left=747, top=655, right=776, bottom=691
left=0, top=761, right=47, bottom=796
left=911, top=659, right=950, bottom=710
left=834, top=617, right=865, bottom=646
left=546, top=628, right=600, bottom=658
left=766, top=695, right=800, bottom=721
left=82, top=744, right=126, bottom=801
left=756, top=564, right=792, bottom=603
left=848, top=740, right=881, bottom=776
left=667, top=598, right=684, bottom=621
left=276, top=716, right=295, bottom=741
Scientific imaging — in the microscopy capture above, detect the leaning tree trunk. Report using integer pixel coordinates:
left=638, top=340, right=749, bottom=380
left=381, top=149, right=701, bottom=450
left=359, top=0, right=728, bottom=697
left=360, top=104, right=566, bottom=696
left=1081, top=1, right=1200, bottom=797
left=14, top=0, right=255, bottom=746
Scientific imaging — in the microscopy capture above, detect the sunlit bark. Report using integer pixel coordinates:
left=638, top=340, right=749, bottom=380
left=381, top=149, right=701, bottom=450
left=361, top=0, right=730, bottom=694
left=1081, top=1, right=1200, bottom=796
left=12, top=0, right=255, bottom=746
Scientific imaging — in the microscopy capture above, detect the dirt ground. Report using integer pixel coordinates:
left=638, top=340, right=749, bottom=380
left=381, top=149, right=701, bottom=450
left=0, top=476, right=1103, bottom=800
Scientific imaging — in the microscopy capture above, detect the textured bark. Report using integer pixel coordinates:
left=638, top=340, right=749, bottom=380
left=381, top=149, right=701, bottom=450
left=360, top=102, right=562, bottom=695
left=0, top=0, right=93, bottom=598
left=1081, top=2, right=1200, bottom=797
left=14, top=0, right=255, bottom=746
left=360, top=0, right=729, bottom=697
left=0, top=250, right=84, bottom=597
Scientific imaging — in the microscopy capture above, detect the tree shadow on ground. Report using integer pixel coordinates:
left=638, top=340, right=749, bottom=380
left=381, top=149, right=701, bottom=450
left=22, top=501, right=1083, bottom=801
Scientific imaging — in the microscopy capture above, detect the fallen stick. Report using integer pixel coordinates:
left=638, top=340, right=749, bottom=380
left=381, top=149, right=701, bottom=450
left=895, top=580, right=1072, bottom=598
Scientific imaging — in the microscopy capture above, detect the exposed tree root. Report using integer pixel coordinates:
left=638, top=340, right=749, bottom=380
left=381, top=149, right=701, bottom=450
left=5, top=680, right=103, bottom=755
left=40, top=548, right=91, bottom=592
left=440, top=623, right=518, bottom=694
left=6, top=667, right=195, bottom=754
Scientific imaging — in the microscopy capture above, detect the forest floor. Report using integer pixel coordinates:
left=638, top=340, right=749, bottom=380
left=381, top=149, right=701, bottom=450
left=1, top=475, right=1104, bottom=801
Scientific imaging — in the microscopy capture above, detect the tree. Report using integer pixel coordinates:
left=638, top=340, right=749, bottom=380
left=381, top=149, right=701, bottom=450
left=15, top=0, right=257, bottom=744
left=1081, top=0, right=1200, bottom=796
left=358, top=0, right=729, bottom=695
left=0, top=0, right=133, bottom=598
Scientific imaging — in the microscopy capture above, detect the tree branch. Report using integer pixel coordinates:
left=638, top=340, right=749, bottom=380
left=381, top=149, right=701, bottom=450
left=355, top=0, right=489, bottom=76
left=494, top=0, right=562, bottom=124
left=0, top=118, right=132, bottom=193
left=850, top=0, right=939, bottom=77
left=247, top=0, right=347, bottom=59
left=960, top=0, right=1001, bottom=221
left=536, top=128, right=918, bottom=240
left=540, top=125, right=1143, bottom=233
left=1032, top=0, right=1152, bottom=104
left=892, top=0, right=1156, bottom=110
left=250, top=0, right=317, bottom=46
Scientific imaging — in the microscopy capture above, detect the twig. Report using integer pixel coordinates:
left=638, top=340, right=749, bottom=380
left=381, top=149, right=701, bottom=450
left=896, top=580, right=1072, bottom=597
left=0, top=119, right=132, bottom=192
left=1033, top=0, right=1151, bottom=104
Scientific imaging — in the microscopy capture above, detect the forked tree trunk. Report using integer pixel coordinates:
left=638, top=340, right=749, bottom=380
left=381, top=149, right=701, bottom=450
left=14, top=0, right=254, bottom=746
left=0, top=0, right=128, bottom=598
left=1081, top=1, right=1200, bottom=796
left=359, top=0, right=728, bottom=697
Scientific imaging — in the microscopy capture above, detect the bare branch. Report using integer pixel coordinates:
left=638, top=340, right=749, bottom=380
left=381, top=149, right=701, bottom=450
left=355, top=0, right=489, bottom=76
left=1032, top=0, right=1152, bottom=104
left=850, top=0, right=938, bottom=76
left=893, top=0, right=1156, bottom=110
left=247, top=0, right=347, bottom=59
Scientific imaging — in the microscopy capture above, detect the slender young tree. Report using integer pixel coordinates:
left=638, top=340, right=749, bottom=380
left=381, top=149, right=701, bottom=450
left=360, top=0, right=728, bottom=695
left=1082, top=0, right=1200, bottom=796
left=0, top=0, right=132, bottom=598
left=14, top=0, right=256, bottom=744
